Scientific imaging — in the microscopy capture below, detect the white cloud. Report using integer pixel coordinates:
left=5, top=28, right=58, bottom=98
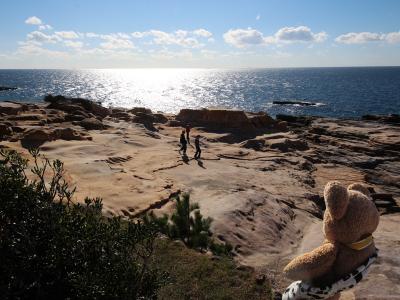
left=385, top=31, right=400, bottom=44
left=100, top=36, right=134, bottom=49
left=224, top=26, right=327, bottom=48
left=86, top=32, right=100, bottom=38
left=64, top=40, right=83, bottom=49
left=335, top=31, right=400, bottom=44
left=131, top=31, right=147, bottom=38
left=25, top=16, right=42, bottom=25
left=274, top=26, right=327, bottom=43
left=148, top=30, right=203, bottom=48
left=38, top=24, right=52, bottom=31
left=256, top=14, right=261, bottom=21
left=193, top=29, right=212, bottom=38
left=55, top=31, right=80, bottom=39
left=114, top=32, right=131, bottom=39
left=16, top=42, right=67, bottom=58
left=27, top=31, right=60, bottom=44
left=130, top=29, right=212, bottom=48
left=223, top=28, right=266, bottom=48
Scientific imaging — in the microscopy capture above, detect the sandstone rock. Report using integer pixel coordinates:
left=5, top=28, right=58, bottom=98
left=11, top=126, right=26, bottom=133
left=132, top=112, right=156, bottom=131
left=0, top=102, right=28, bottom=115
left=247, top=112, right=275, bottom=128
left=276, top=114, right=313, bottom=126
left=362, top=114, right=400, bottom=124
left=241, top=139, right=266, bottom=151
left=54, top=128, right=87, bottom=141
left=46, top=114, right=66, bottom=123
left=153, top=113, right=168, bottom=124
left=21, top=128, right=56, bottom=147
left=128, top=107, right=152, bottom=115
left=78, top=118, right=107, bottom=130
left=64, top=114, right=86, bottom=122
left=274, top=121, right=288, bottom=131
left=167, top=120, right=182, bottom=127
left=44, top=95, right=110, bottom=118
left=6, top=114, right=42, bottom=121
left=176, top=108, right=266, bottom=130
left=111, top=111, right=133, bottom=121
left=269, top=138, right=309, bottom=152
left=0, top=124, right=13, bottom=137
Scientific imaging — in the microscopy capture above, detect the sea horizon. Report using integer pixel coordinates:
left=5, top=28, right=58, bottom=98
left=1, top=67, right=399, bottom=118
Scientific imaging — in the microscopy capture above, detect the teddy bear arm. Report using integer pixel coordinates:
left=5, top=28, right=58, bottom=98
left=283, top=242, right=338, bottom=281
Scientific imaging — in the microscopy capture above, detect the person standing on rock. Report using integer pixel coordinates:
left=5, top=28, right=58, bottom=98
left=194, top=135, right=202, bottom=159
left=185, top=124, right=191, bottom=144
left=179, top=130, right=187, bottom=155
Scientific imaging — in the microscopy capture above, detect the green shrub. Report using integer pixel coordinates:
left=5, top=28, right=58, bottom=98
left=145, top=194, right=232, bottom=255
left=0, top=149, right=165, bottom=299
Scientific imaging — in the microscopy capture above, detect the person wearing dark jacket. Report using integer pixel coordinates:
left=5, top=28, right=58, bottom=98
left=179, top=130, right=187, bottom=154
left=194, top=135, right=201, bottom=159
left=185, top=124, right=191, bottom=144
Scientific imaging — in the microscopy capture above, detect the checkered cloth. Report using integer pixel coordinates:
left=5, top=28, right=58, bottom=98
left=282, top=251, right=378, bottom=300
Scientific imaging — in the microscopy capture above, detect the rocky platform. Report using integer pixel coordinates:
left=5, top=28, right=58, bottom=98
left=1, top=97, right=399, bottom=299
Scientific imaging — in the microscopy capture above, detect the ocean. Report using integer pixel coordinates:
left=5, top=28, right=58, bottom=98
left=0, top=67, right=399, bottom=118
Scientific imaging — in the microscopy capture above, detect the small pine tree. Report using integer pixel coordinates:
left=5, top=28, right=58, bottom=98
left=145, top=194, right=231, bottom=255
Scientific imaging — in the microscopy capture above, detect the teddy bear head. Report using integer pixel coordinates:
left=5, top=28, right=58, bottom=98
left=322, top=181, right=379, bottom=244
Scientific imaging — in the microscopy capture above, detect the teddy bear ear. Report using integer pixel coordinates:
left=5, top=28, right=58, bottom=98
left=347, top=183, right=371, bottom=198
left=324, top=181, right=349, bottom=220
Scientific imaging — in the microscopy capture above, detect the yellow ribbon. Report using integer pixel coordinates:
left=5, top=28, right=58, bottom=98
left=346, top=235, right=374, bottom=251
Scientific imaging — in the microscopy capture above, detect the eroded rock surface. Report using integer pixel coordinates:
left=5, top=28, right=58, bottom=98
left=1, top=100, right=399, bottom=299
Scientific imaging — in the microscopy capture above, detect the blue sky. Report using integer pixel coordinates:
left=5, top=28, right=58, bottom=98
left=1, top=0, right=400, bottom=68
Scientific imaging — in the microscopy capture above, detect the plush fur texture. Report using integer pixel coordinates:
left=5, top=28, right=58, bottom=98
left=283, top=181, right=380, bottom=299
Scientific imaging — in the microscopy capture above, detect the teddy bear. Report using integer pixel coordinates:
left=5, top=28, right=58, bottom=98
left=282, top=181, right=380, bottom=300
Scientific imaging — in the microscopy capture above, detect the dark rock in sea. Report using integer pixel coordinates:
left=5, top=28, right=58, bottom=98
left=273, top=100, right=318, bottom=106
left=44, top=95, right=110, bottom=118
left=78, top=118, right=108, bottom=130
left=0, top=86, right=17, bottom=91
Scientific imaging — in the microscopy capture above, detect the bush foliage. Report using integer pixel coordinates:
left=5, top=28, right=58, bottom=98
left=0, top=149, right=165, bottom=299
left=145, top=194, right=232, bottom=256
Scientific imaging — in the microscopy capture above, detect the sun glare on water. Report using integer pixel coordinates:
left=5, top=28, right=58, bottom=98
left=85, top=68, right=214, bottom=112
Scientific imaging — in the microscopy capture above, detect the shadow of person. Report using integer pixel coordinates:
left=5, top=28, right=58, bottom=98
left=197, top=159, right=206, bottom=169
left=181, top=153, right=190, bottom=164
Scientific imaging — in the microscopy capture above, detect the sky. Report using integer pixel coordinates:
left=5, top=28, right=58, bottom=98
left=1, top=0, right=400, bottom=68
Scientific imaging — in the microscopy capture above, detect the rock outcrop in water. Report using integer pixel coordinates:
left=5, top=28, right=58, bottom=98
left=0, top=86, right=17, bottom=91
left=273, top=100, right=319, bottom=106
